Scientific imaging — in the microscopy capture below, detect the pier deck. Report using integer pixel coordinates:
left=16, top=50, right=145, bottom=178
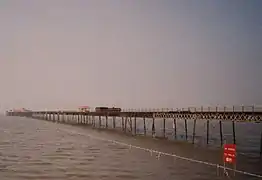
left=5, top=106, right=262, bottom=157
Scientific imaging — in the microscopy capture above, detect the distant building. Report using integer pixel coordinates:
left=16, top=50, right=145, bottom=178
left=95, top=106, right=121, bottom=112
left=78, top=106, right=90, bottom=112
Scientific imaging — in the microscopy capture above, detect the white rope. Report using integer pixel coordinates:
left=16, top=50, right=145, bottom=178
left=61, top=128, right=262, bottom=179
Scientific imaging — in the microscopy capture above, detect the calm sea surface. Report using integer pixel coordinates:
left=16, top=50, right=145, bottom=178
left=0, top=115, right=261, bottom=180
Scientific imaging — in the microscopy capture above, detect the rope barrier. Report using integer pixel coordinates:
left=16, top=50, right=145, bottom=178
left=60, top=128, right=262, bottom=179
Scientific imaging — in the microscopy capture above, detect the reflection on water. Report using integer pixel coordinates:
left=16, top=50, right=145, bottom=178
left=0, top=116, right=261, bottom=180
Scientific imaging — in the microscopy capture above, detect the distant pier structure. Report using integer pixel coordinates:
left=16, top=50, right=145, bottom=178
left=6, top=105, right=262, bottom=156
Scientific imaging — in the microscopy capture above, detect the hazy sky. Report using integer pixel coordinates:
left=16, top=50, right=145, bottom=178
left=0, top=0, right=262, bottom=111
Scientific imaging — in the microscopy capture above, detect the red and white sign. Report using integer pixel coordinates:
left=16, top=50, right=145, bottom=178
left=223, top=144, right=236, bottom=164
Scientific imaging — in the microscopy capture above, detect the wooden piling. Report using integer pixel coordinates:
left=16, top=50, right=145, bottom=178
left=232, top=121, right=236, bottom=144
left=206, top=120, right=209, bottom=145
left=219, top=120, right=223, bottom=147
left=192, top=119, right=196, bottom=144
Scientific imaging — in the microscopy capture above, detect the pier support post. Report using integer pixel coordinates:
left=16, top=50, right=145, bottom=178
left=122, top=117, right=124, bottom=131
left=173, top=118, right=177, bottom=140
left=57, top=113, right=60, bottom=122
left=125, top=116, right=127, bottom=132
left=92, top=115, right=95, bottom=127
left=219, top=121, right=223, bottom=147
left=192, top=119, right=196, bottom=144
left=129, top=116, right=133, bottom=133
left=99, top=116, right=101, bottom=128
left=106, top=115, right=108, bottom=128
left=113, top=116, right=116, bottom=129
left=184, top=119, right=188, bottom=141
left=207, top=120, right=209, bottom=145
left=134, top=116, right=137, bottom=135
left=62, top=113, right=64, bottom=123
left=152, top=117, right=155, bottom=138
left=143, top=116, right=146, bottom=136
left=163, top=118, right=166, bottom=138
left=260, top=130, right=262, bottom=157
left=232, top=121, right=236, bottom=144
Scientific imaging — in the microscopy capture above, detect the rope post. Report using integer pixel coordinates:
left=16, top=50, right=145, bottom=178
left=232, top=121, right=236, bottom=144
left=219, top=121, right=223, bottom=147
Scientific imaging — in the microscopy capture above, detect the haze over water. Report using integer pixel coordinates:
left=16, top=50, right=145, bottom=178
left=0, top=0, right=262, bottom=111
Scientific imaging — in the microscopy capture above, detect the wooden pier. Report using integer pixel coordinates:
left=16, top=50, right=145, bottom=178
left=5, top=106, right=262, bottom=156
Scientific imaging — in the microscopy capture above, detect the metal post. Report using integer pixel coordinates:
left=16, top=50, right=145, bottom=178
left=125, top=116, right=127, bottom=132
left=99, top=116, right=101, bottom=128
left=113, top=116, right=116, bottom=128
left=192, top=119, right=196, bottom=144
left=207, top=120, right=209, bottom=145
left=92, top=115, right=95, bottom=127
left=122, top=117, right=124, bottom=131
left=185, top=119, right=188, bottom=141
left=134, top=116, right=137, bottom=135
left=260, top=130, right=262, bottom=157
left=163, top=118, right=166, bottom=138
left=106, top=115, right=108, bottom=128
left=152, top=117, right=155, bottom=137
left=130, top=116, right=133, bottom=133
left=173, top=118, right=177, bottom=140
left=143, top=116, right=146, bottom=136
